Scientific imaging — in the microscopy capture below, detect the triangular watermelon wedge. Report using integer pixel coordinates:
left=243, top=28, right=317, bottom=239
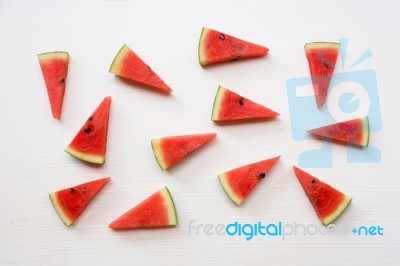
left=308, top=117, right=369, bottom=147
left=109, top=44, right=172, bottom=93
left=218, top=156, right=280, bottom=205
left=293, top=166, right=352, bottom=225
left=65, top=96, right=111, bottom=164
left=211, top=85, right=279, bottom=121
left=109, top=187, right=177, bottom=229
left=198, top=27, right=269, bottom=66
left=151, top=133, right=217, bottom=170
left=49, top=177, right=110, bottom=227
left=38, top=51, right=69, bottom=120
left=305, top=42, right=340, bottom=108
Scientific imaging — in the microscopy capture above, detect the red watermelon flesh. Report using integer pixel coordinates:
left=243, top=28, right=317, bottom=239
left=218, top=156, right=280, bottom=205
left=293, top=166, right=351, bottom=225
left=109, top=44, right=172, bottom=93
left=65, top=96, right=111, bottom=164
left=212, top=85, right=279, bottom=121
left=49, top=177, right=110, bottom=226
left=308, top=117, right=369, bottom=147
left=198, top=27, right=269, bottom=66
left=151, top=133, right=217, bottom=170
left=38, top=51, right=69, bottom=119
left=305, top=42, right=339, bottom=108
left=109, top=187, right=177, bottom=229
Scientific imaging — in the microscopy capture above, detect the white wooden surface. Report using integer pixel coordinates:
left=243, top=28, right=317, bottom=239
left=1, top=0, right=399, bottom=265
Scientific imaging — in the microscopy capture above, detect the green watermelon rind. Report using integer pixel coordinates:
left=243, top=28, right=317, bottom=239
left=109, top=44, right=129, bottom=74
left=321, top=195, right=352, bottom=226
left=362, top=116, right=370, bottom=147
left=211, top=85, right=225, bottom=121
left=218, top=173, right=243, bottom=205
left=151, top=138, right=167, bottom=170
left=38, top=51, right=69, bottom=61
left=304, top=42, right=340, bottom=51
left=64, top=146, right=106, bottom=165
left=49, top=192, right=73, bottom=227
left=161, top=187, right=178, bottom=226
left=198, top=27, right=208, bottom=66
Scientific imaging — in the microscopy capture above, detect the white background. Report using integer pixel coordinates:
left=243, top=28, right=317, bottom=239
left=1, top=0, right=399, bottom=265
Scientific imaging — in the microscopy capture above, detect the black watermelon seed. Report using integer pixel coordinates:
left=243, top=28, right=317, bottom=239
left=70, top=187, right=76, bottom=193
left=60, top=78, right=65, bottom=84
left=259, top=173, right=266, bottom=178
left=239, top=98, right=244, bottom=105
left=219, top=33, right=225, bottom=40
left=84, top=127, right=92, bottom=133
left=88, top=116, right=93, bottom=121
left=311, top=179, right=317, bottom=184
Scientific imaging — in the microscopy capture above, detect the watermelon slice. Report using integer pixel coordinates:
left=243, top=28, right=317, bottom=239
left=293, top=166, right=352, bottom=225
left=305, top=42, right=340, bottom=108
left=109, top=187, right=177, bottom=229
left=38, top=51, right=69, bottom=120
left=198, top=27, right=269, bottom=66
left=151, top=133, right=217, bottom=170
left=109, top=44, right=172, bottom=93
left=308, top=117, right=369, bottom=147
left=65, top=96, right=111, bottom=164
left=211, top=85, right=279, bottom=121
left=218, top=156, right=280, bottom=205
left=49, top=177, right=110, bottom=227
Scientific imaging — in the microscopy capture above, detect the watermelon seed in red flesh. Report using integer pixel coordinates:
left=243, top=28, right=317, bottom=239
left=38, top=51, right=69, bottom=120
left=65, top=96, right=111, bottom=165
left=198, top=27, right=269, bottom=66
left=293, top=166, right=352, bottom=225
left=49, top=177, right=110, bottom=227
left=308, top=117, right=370, bottom=147
left=218, top=156, right=280, bottom=205
left=305, top=42, right=339, bottom=108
